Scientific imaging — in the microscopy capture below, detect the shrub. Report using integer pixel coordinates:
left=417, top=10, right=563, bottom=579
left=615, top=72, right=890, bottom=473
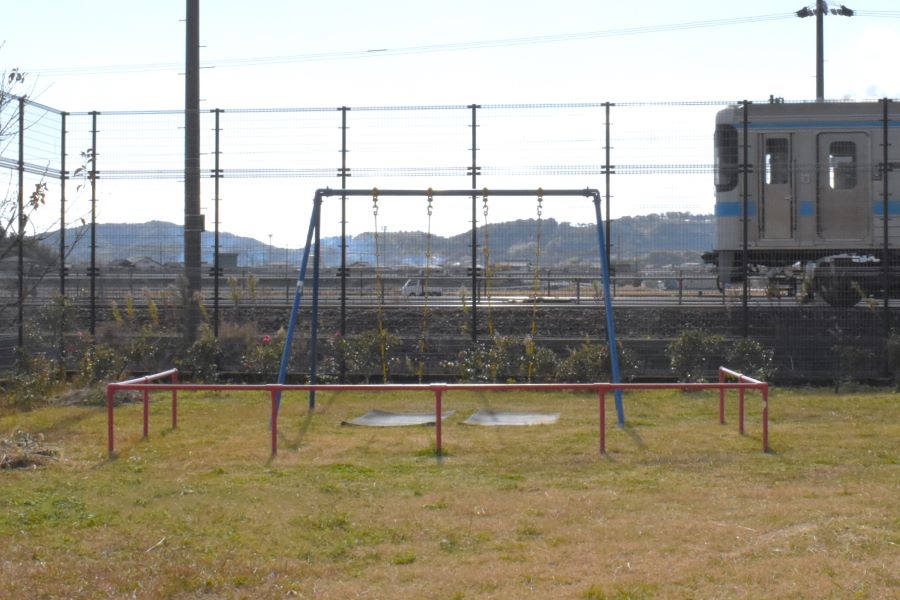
left=667, top=329, right=724, bottom=382
left=178, top=325, right=221, bottom=382
left=332, top=329, right=399, bottom=383
left=74, top=340, right=126, bottom=387
left=557, top=341, right=611, bottom=383
left=726, top=338, right=776, bottom=381
left=4, top=351, right=63, bottom=411
left=241, top=330, right=287, bottom=380
left=887, top=330, right=900, bottom=386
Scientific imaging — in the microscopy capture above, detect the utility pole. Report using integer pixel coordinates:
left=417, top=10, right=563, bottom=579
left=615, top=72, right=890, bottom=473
left=796, top=1, right=854, bottom=101
left=184, top=0, right=203, bottom=343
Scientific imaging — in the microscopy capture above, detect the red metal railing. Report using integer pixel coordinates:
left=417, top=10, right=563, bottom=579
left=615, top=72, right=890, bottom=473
left=106, top=371, right=770, bottom=458
left=718, top=366, right=769, bottom=450
left=106, top=368, right=179, bottom=456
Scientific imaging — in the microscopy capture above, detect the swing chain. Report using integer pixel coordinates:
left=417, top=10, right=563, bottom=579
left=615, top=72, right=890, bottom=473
left=372, top=187, right=379, bottom=217
left=482, top=188, right=489, bottom=218
left=426, top=187, right=433, bottom=217
left=536, top=188, right=543, bottom=219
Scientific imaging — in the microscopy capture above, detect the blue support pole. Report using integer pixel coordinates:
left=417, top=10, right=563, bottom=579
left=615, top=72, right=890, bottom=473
left=275, top=193, right=322, bottom=415
left=592, top=194, right=625, bottom=425
left=307, top=193, right=322, bottom=410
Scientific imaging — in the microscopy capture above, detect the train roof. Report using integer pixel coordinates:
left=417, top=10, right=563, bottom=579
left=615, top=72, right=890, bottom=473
left=715, top=100, right=896, bottom=126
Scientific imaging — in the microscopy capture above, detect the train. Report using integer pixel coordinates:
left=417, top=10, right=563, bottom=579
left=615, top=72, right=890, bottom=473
left=704, top=98, right=900, bottom=306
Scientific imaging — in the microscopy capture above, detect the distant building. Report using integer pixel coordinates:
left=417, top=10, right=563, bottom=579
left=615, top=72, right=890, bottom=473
left=219, top=252, right=238, bottom=269
left=127, top=256, right=164, bottom=271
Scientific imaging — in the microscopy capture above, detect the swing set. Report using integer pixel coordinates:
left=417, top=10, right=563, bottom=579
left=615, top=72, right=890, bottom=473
left=275, top=187, right=626, bottom=425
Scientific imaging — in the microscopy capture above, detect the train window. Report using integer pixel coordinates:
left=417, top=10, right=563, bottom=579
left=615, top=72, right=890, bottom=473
left=828, top=141, right=857, bottom=190
left=715, top=124, right=738, bottom=192
left=765, top=138, right=790, bottom=185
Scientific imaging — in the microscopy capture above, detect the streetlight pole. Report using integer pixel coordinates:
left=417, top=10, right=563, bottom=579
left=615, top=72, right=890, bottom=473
left=796, top=1, right=854, bottom=102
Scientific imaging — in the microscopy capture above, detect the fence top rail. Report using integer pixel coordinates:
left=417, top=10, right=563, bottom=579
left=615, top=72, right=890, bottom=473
left=718, top=366, right=764, bottom=385
left=106, top=381, right=768, bottom=394
left=115, top=368, right=179, bottom=386
left=316, top=188, right=600, bottom=199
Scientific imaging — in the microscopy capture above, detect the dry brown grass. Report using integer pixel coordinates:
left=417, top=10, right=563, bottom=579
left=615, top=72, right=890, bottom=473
left=0, top=387, right=897, bottom=599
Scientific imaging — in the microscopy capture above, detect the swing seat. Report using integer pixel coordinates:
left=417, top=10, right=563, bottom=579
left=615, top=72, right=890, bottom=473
left=463, top=410, right=560, bottom=426
left=341, top=409, right=455, bottom=427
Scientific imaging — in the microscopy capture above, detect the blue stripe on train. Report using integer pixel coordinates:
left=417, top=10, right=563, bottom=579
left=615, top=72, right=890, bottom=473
left=717, top=200, right=900, bottom=217
left=799, top=200, right=814, bottom=216
left=715, top=201, right=756, bottom=217
left=873, top=200, right=900, bottom=216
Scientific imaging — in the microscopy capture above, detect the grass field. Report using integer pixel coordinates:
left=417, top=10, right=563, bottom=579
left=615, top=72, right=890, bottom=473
left=1, top=387, right=898, bottom=599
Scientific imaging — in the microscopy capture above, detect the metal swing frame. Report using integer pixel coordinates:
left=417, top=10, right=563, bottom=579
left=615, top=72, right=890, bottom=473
left=275, top=187, right=626, bottom=425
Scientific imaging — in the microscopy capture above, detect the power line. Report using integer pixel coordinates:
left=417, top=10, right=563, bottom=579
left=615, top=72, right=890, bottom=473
left=24, top=11, right=802, bottom=77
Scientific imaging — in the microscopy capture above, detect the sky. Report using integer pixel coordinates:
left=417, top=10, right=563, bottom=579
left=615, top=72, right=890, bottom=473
left=4, top=0, right=900, bottom=109
left=2, top=1, right=900, bottom=246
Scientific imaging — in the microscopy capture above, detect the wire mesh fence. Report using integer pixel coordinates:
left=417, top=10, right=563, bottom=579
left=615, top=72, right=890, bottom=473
left=1, top=96, right=897, bottom=383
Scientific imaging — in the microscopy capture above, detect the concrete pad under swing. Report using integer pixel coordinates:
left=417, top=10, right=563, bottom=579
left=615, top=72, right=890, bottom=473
left=463, top=410, right=560, bottom=426
left=341, top=410, right=456, bottom=427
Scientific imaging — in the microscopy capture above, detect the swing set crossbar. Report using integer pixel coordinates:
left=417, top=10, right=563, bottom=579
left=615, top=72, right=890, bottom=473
left=318, top=188, right=600, bottom=199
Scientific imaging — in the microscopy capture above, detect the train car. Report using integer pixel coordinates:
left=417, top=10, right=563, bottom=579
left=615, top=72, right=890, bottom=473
left=705, top=99, right=900, bottom=306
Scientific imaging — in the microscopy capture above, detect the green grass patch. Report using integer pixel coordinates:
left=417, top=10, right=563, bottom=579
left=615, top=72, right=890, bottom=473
left=0, top=388, right=897, bottom=598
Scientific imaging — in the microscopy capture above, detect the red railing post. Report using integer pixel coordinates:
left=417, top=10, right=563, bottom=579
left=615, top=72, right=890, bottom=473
left=143, top=389, right=150, bottom=438
left=271, top=389, right=278, bottom=456
left=434, top=388, right=443, bottom=457
left=762, top=385, right=769, bottom=453
left=107, top=385, right=116, bottom=457
left=599, top=387, right=606, bottom=455
left=718, top=368, right=726, bottom=425
left=171, top=370, right=179, bottom=429
left=738, top=387, right=745, bottom=435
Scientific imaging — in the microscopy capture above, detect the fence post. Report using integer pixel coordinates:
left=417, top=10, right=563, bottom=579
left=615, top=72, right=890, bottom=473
left=143, top=389, right=150, bottom=438
left=271, top=389, right=279, bottom=456
left=468, top=104, right=480, bottom=345
left=339, top=106, right=349, bottom=382
left=16, top=97, right=24, bottom=350
left=434, top=387, right=443, bottom=456
left=171, top=370, right=179, bottom=429
left=212, top=108, right=222, bottom=338
left=60, top=111, right=68, bottom=298
left=107, top=385, right=116, bottom=457
left=89, top=111, right=99, bottom=338
left=881, top=98, right=892, bottom=374
left=603, top=102, right=613, bottom=265
left=740, top=100, right=750, bottom=338
left=598, top=388, right=607, bottom=455
left=718, top=368, right=726, bottom=425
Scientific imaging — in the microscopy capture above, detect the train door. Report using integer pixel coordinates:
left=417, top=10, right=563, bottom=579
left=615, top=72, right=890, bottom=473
left=760, top=134, right=793, bottom=239
left=817, top=132, right=870, bottom=240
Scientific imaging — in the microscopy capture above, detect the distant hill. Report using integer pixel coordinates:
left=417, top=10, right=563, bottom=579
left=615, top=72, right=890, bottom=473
left=37, top=213, right=713, bottom=268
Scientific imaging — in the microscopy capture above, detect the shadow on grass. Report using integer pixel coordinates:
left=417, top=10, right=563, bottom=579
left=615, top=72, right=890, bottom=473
left=620, top=423, right=646, bottom=449
left=276, top=391, right=340, bottom=452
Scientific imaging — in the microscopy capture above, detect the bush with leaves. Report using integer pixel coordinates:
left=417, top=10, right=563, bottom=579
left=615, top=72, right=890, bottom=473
left=725, top=338, right=776, bottom=381
left=241, top=330, right=287, bottom=380
left=331, top=329, right=399, bottom=383
left=445, top=342, right=491, bottom=382
left=441, top=336, right=561, bottom=383
left=667, top=329, right=725, bottom=382
left=558, top=341, right=612, bottom=383
left=887, top=330, right=900, bottom=386
left=73, top=339, right=126, bottom=387
left=178, top=325, right=221, bottom=382
left=4, top=351, right=62, bottom=411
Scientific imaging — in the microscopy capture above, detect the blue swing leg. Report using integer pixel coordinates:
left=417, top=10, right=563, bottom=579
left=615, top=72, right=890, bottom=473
left=593, top=195, right=625, bottom=426
left=275, top=193, right=322, bottom=416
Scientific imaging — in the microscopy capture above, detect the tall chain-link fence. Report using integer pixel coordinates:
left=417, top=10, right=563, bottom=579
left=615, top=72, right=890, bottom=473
left=1, top=97, right=897, bottom=383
